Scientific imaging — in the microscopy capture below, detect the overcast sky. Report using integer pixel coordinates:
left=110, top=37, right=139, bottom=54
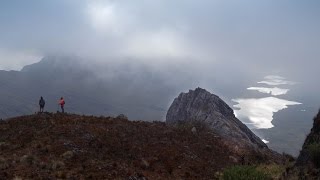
left=0, top=0, right=319, bottom=74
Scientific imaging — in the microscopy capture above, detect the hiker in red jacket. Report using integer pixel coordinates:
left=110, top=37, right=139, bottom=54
left=59, top=97, right=65, bottom=113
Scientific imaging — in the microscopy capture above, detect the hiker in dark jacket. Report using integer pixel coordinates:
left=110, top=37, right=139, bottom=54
left=59, top=97, right=65, bottom=113
left=39, top=96, right=45, bottom=113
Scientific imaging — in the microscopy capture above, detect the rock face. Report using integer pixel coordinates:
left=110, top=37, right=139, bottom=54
left=166, top=88, right=267, bottom=149
left=286, top=110, right=320, bottom=179
left=295, top=110, right=320, bottom=177
left=296, top=110, right=320, bottom=166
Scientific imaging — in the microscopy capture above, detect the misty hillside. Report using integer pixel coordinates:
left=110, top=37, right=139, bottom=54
left=0, top=56, right=191, bottom=120
left=0, top=55, right=314, bottom=157
left=0, top=113, right=286, bottom=179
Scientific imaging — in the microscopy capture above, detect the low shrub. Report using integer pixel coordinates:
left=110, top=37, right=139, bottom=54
left=222, top=165, right=271, bottom=180
left=256, top=163, right=286, bottom=179
left=307, top=142, right=320, bottom=168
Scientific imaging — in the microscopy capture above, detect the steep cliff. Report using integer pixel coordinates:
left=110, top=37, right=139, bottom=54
left=293, top=110, right=320, bottom=178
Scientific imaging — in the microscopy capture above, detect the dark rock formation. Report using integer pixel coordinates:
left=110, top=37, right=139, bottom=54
left=296, top=110, right=320, bottom=166
left=294, top=110, right=320, bottom=178
left=166, top=87, right=267, bottom=149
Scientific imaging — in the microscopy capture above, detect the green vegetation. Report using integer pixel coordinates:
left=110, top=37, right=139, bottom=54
left=256, top=164, right=287, bottom=179
left=222, top=165, right=271, bottom=180
left=307, top=142, right=320, bottom=168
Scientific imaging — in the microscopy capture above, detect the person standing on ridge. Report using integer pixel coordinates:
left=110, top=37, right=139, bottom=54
left=59, top=97, right=65, bottom=113
left=39, top=96, right=45, bottom=113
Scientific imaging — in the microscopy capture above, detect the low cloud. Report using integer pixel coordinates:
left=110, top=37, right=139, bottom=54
left=85, top=1, right=207, bottom=62
left=0, top=0, right=319, bottom=81
left=258, top=76, right=296, bottom=86
left=124, top=30, right=197, bottom=59
left=247, top=87, right=289, bottom=96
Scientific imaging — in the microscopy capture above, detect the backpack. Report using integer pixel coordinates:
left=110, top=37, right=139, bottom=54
left=40, top=99, right=45, bottom=106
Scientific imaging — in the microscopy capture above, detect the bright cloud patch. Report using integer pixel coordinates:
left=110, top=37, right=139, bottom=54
left=87, top=2, right=124, bottom=34
left=85, top=1, right=202, bottom=60
left=88, top=3, right=115, bottom=26
left=125, top=30, right=191, bottom=59
left=258, top=75, right=296, bottom=86
left=247, top=87, right=289, bottom=96
left=233, top=97, right=301, bottom=129
left=262, top=139, right=269, bottom=144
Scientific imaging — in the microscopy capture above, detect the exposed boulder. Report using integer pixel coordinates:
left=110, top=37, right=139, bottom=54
left=191, top=127, right=197, bottom=134
left=166, top=87, right=267, bottom=149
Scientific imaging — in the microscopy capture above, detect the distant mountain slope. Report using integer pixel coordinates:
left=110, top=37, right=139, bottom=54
left=0, top=56, right=183, bottom=120
left=0, top=113, right=283, bottom=179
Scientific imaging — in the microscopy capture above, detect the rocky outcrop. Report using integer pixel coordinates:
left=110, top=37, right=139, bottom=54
left=296, top=110, right=320, bottom=166
left=293, top=110, right=320, bottom=178
left=166, top=88, right=267, bottom=149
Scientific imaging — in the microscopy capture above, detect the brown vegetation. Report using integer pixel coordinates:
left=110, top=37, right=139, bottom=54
left=0, top=113, right=283, bottom=179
